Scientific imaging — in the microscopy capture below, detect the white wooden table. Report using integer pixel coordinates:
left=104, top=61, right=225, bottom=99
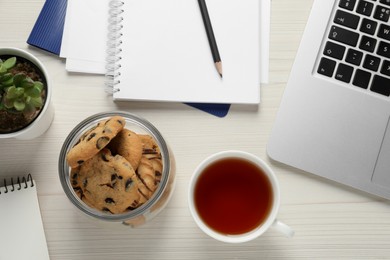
left=1, top=0, right=390, bottom=259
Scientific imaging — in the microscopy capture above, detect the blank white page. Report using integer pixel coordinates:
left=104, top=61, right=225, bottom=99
left=0, top=180, right=50, bottom=260
left=112, top=0, right=261, bottom=104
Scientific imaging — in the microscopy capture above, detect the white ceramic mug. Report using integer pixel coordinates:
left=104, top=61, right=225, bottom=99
left=188, top=150, right=294, bottom=243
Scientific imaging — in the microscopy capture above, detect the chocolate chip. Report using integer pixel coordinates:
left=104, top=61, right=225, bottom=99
left=102, top=127, right=113, bottom=134
left=87, top=132, right=96, bottom=141
left=102, top=207, right=113, bottom=214
left=101, top=152, right=110, bottom=162
left=125, top=178, right=134, bottom=191
left=73, top=187, right=84, bottom=199
left=72, top=173, right=79, bottom=179
left=73, top=139, right=81, bottom=147
left=126, top=200, right=139, bottom=210
left=117, top=119, right=123, bottom=125
left=96, top=136, right=110, bottom=149
left=105, top=198, right=115, bottom=204
left=143, top=148, right=158, bottom=155
left=110, top=174, right=119, bottom=188
left=77, top=160, right=84, bottom=165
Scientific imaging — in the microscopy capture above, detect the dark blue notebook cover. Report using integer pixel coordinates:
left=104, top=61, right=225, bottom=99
left=27, top=0, right=230, bottom=117
left=186, top=103, right=230, bottom=118
left=27, top=0, right=67, bottom=55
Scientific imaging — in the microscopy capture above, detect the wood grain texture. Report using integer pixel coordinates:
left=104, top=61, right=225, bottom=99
left=1, top=0, right=390, bottom=259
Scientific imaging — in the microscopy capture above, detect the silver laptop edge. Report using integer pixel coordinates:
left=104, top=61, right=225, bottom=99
left=267, top=0, right=390, bottom=199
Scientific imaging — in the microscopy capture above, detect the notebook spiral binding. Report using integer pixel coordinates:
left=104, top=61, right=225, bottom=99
left=105, top=0, right=125, bottom=94
left=0, top=174, right=34, bottom=195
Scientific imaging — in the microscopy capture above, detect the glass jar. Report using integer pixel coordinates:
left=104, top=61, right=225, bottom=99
left=58, top=111, right=175, bottom=227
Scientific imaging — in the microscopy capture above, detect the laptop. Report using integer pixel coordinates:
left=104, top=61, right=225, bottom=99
left=267, top=0, right=390, bottom=199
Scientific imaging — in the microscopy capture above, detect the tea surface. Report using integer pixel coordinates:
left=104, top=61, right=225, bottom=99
left=194, top=157, right=273, bottom=235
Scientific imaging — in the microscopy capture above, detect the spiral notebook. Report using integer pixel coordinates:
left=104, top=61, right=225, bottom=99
left=106, top=0, right=261, bottom=104
left=0, top=174, right=50, bottom=260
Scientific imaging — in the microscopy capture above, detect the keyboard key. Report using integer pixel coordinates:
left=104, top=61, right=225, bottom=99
left=346, top=48, right=364, bottom=65
left=370, top=75, right=390, bottom=96
left=380, top=0, right=390, bottom=6
left=377, top=41, right=390, bottom=58
left=357, top=0, right=374, bottom=16
left=334, top=10, right=360, bottom=29
left=360, top=18, right=378, bottom=35
left=378, top=23, right=390, bottom=41
left=339, top=0, right=357, bottom=10
left=318, top=57, right=336, bottom=77
left=323, top=41, right=346, bottom=59
left=329, top=25, right=360, bottom=46
left=353, top=69, right=371, bottom=89
left=381, top=60, right=390, bottom=76
left=335, top=63, right=354, bottom=83
left=363, top=54, right=381, bottom=71
left=373, top=5, right=390, bottom=22
left=359, top=35, right=377, bottom=52
left=381, top=59, right=390, bottom=75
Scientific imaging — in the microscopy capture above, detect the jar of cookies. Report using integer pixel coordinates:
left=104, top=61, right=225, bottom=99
left=58, top=111, right=175, bottom=227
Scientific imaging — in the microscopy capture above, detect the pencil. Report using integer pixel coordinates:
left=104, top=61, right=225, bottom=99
left=198, top=0, right=223, bottom=78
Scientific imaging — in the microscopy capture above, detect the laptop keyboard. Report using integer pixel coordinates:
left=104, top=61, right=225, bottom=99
left=317, top=0, right=390, bottom=97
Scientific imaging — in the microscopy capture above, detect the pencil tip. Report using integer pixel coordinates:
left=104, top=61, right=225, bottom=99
left=215, top=61, right=223, bottom=79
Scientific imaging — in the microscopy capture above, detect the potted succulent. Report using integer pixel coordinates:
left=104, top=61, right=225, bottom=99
left=0, top=48, right=54, bottom=140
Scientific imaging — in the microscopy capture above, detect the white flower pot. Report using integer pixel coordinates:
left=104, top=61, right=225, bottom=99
left=0, top=48, right=54, bottom=140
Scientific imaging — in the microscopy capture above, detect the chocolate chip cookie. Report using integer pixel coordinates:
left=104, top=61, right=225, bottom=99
left=66, top=116, right=126, bottom=168
left=71, top=148, right=141, bottom=214
left=108, top=128, right=143, bottom=170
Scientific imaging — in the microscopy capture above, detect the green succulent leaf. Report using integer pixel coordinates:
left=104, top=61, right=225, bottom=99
left=13, top=73, right=26, bottom=88
left=33, top=81, right=44, bottom=91
left=3, top=96, right=15, bottom=108
left=0, top=57, right=45, bottom=113
left=23, top=102, right=36, bottom=117
left=0, top=73, right=13, bottom=83
left=13, top=99, right=26, bottom=111
left=25, top=85, right=42, bottom=98
left=21, top=77, right=34, bottom=89
left=29, top=96, right=43, bottom=108
left=1, top=77, right=14, bottom=88
left=6, top=86, right=24, bottom=99
left=0, top=64, right=6, bottom=74
left=3, top=57, right=16, bottom=70
left=5, top=86, right=17, bottom=98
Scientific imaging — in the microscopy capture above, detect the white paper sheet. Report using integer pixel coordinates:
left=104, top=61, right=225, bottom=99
left=60, top=0, right=270, bottom=83
left=0, top=180, right=50, bottom=260
left=61, top=0, right=108, bottom=73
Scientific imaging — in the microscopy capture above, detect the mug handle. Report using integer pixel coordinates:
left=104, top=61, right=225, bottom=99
left=271, top=219, right=295, bottom=238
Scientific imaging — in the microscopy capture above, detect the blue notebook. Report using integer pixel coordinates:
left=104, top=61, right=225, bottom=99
left=27, top=0, right=67, bottom=55
left=186, top=103, right=230, bottom=117
left=27, top=0, right=230, bottom=117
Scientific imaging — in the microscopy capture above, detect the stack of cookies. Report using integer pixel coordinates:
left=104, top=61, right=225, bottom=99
left=66, top=116, right=163, bottom=214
